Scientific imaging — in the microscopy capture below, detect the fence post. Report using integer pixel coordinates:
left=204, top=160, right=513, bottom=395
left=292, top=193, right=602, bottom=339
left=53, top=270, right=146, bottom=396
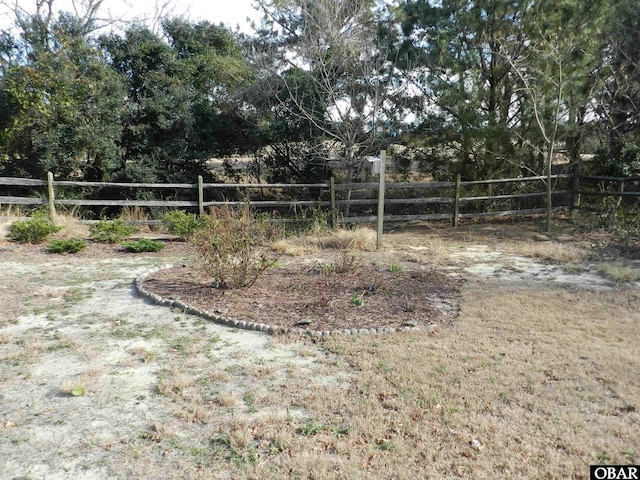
left=376, top=151, right=386, bottom=249
left=616, top=178, right=624, bottom=208
left=197, top=175, right=204, bottom=216
left=571, top=164, right=581, bottom=210
left=47, top=171, right=56, bottom=222
left=330, top=177, right=337, bottom=228
left=453, top=173, right=461, bottom=227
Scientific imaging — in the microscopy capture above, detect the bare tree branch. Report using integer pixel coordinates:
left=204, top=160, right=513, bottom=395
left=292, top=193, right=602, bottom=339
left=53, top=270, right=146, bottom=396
left=253, top=0, right=402, bottom=177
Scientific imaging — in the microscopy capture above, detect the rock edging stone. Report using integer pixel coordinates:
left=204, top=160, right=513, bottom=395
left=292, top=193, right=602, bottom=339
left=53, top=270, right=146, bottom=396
left=134, top=265, right=437, bottom=336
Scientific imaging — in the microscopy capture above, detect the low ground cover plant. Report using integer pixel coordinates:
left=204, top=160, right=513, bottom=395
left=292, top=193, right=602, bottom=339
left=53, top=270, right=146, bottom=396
left=47, top=239, right=88, bottom=254
left=121, top=239, right=165, bottom=253
left=89, top=218, right=137, bottom=243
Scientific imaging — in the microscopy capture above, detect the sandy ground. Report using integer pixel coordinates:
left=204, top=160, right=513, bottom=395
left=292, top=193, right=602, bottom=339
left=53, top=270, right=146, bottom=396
left=0, top=244, right=352, bottom=479
left=0, top=227, right=637, bottom=479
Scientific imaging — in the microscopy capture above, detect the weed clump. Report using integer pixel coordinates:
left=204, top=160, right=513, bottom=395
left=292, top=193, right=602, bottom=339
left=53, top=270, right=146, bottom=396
left=90, top=218, right=137, bottom=243
left=10, top=214, right=62, bottom=243
left=191, top=205, right=281, bottom=289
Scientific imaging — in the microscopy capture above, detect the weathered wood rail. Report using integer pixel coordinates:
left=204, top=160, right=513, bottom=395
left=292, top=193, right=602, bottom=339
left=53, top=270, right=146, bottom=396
left=0, top=171, right=637, bottom=225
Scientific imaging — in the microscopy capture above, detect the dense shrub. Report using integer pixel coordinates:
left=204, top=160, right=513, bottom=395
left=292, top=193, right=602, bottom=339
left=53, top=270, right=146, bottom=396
left=162, top=210, right=209, bottom=240
left=89, top=218, right=138, bottom=243
left=592, top=143, right=640, bottom=177
left=10, top=215, right=62, bottom=243
left=121, top=239, right=165, bottom=253
left=47, top=239, right=88, bottom=254
left=191, top=205, right=281, bottom=289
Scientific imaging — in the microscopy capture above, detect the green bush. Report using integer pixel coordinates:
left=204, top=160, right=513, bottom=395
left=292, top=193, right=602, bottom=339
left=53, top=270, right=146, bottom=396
left=192, top=205, right=281, bottom=289
left=121, top=239, right=165, bottom=253
left=89, top=218, right=137, bottom=243
left=10, top=215, right=62, bottom=243
left=162, top=210, right=209, bottom=240
left=47, top=239, right=88, bottom=254
left=592, top=143, right=640, bottom=177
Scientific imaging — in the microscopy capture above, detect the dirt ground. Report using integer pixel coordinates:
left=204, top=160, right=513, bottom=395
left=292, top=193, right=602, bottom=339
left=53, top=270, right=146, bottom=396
left=0, top=217, right=639, bottom=479
left=142, top=253, right=462, bottom=334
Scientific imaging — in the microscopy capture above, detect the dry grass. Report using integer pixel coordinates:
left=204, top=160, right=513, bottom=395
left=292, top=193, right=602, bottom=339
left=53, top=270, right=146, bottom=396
left=194, top=281, right=637, bottom=480
left=121, top=206, right=150, bottom=224
left=0, top=219, right=12, bottom=241
left=317, top=226, right=376, bottom=251
left=272, top=226, right=377, bottom=256
left=597, top=262, right=640, bottom=283
left=50, top=210, right=91, bottom=240
left=507, top=240, right=586, bottom=263
left=2, top=219, right=638, bottom=480
left=17, top=334, right=48, bottom=359
left=209, top=370, right=232, bottom=382
left=271, top=238, right=314, bottom=256
left=0, top=208, right=90, bottom=241
left=216, top=390, right=238, bottom=407
left=157, top=370, right=196, bottom=397
left=177, top=403, right=212, bottom=424
left=142, top=423, right=177, bottom=443
left=243, top=364, right=276, bottom=378
left=394, top=235, right=451, bottom=264
left=114, top=225, right=638, bottom=478
left=0, top=206, right=27, bottom=241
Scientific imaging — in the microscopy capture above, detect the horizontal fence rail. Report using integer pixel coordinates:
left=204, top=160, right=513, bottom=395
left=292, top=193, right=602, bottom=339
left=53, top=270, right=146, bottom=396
left=0, top=171, right=637, bottom=226
left=334, top=173, right=575, bottom=224
left=575, top=175, right=640, bottom=213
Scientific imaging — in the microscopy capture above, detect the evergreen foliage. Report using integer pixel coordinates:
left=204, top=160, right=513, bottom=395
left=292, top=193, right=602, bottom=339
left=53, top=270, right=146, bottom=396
left=121, top=239, right=165, bottom=253
left=89, top=218, right=137, bottom=243
left=162, top=210, right=209, bottom=240
left=10, top=215, right=63, bottom=243
left=47, top=238, right=88, bottom=254
left=0, top=1, right=639, bottom=185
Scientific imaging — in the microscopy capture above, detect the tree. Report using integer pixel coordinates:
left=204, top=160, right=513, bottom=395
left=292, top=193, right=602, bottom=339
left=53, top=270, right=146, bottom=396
left=1, top=12, right=124, bottom=179
left=591, top=0, right=640, bottom=176
left=250, top=0, right=408, bottom=181
left=241, top=62, right=333, bottom=183
left=498, top=0, right=609, bottom=230
left=100, top=20, right=252, bottom=184
left=400, top=0, right=535, bottom=180
left=163, top=19, right=256, bottom=159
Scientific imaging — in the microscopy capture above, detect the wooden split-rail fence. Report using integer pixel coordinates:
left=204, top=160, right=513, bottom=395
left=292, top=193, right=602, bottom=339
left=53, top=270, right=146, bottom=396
left=0, top=171, right=638, bottom=226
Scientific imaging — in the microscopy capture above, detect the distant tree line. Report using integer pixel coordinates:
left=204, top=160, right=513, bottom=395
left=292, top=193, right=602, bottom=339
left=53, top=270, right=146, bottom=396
left=1, top=0, right=639, bottom=192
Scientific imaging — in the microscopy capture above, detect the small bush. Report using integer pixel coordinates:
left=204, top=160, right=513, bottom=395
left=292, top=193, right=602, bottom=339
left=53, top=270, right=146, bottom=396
left=47, top=239, right=88, bottom=254
left=10, top=215, right=62, bottom=243
left=303, top=207, right=333, bottom=236
left=192, top=205, right=281, bottom=289
left=90, top=218, right=137, bottom=243
left=592, top=142, right=640, bottom=177
left=121, top=239, right=165, bottom=253
left=162, top=210, right=209, bottom=240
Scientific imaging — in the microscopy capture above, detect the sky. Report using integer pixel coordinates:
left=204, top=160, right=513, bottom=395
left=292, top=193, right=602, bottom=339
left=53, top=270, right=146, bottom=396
left=0, top=0, right=262, bottom=34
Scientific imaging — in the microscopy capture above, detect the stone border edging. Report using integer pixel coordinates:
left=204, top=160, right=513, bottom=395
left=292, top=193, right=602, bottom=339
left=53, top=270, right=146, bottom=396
left=134, top=265, right=433, bottom=337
